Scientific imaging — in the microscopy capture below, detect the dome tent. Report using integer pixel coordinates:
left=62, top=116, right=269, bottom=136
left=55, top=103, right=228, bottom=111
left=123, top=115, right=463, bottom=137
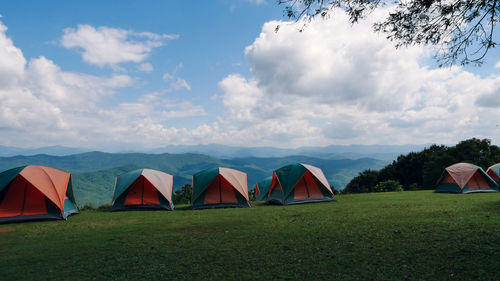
left=486, top=163, right=500, bottom=185
left=111, top=169, right=174, bottom=211
left=254, top=176, right=272, bottom=201
left=435, top=163, right=498, bottom=193
left=192, top=167, right=250, bottom=209
left=0, top=165, right=78, bottom=223
left=260, top=163, right=334, bottom=205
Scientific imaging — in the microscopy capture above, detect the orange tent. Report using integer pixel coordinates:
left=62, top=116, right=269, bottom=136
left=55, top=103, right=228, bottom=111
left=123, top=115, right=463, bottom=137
left=0, top=165, right=78, bottom=223
left=192, top=167, right=250, bottom=209
left=435, top=163, right=498, bottom=193
left=110, top=169, right=174, bottom=211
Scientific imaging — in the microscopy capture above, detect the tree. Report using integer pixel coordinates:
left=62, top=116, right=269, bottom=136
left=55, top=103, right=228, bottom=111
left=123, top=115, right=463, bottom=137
left=278, top=0, right=499, bottom=66
left=373, top=180, right=404, bottom=192
left=330, top=185, right=340, bottom=195
left=344, top=138, right=500, bottom=193
left=249, top=187, right=257, bottom=201
left=343, top=169, right=379, bottom=193
left=173, top=183, right=193, bottom=205
left=422, top=138, right=500, bottom=186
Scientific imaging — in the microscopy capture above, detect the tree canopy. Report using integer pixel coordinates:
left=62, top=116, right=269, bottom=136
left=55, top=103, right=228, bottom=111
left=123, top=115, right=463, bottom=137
left=343, top=138, right=500, bottom=193
left=278, top=0, right=499, bottom=66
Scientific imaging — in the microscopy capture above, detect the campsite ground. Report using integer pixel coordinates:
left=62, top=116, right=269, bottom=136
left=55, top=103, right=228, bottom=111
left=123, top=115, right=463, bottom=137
left=0, top=191, right=499, bottom=280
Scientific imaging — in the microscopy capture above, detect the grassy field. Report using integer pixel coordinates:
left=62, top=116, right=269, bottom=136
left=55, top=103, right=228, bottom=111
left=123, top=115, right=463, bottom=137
left=0, top=191, right=499, bottom=280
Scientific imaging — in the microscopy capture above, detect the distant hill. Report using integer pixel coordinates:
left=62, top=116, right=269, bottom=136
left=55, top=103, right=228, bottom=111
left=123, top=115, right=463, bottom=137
left=0, top=152, right=385, bottom=206
left=0, top=145, right=89, bottom=157
left=0, top=143, right=431, bottom=161
left=148, top=143, right=430, bottom=161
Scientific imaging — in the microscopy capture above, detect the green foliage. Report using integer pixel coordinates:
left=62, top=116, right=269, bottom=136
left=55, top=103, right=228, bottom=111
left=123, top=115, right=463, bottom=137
left=173, top=183, right=193, bottom=205
left=248, top=187, right=257, bottom=201
left=345, top=138, right=500, bottom=193
left=343, top=169, right=379, bottom=193
left=278, top=0, right=499, bottom=66
left=330, top=185, right=339, bottom=195
left=1, top=191, right=499, bottom=280
left=407, top=183, right=419, bottom=191
left=373, top=180, right=403, bottom=192
left=422, top=138, right=500, bottom=187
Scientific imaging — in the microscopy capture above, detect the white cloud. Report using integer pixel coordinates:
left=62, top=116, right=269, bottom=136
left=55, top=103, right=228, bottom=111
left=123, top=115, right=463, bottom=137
left=247, top=0, right=265, bottom=5
left=162, top=71, right=191, bottom=91
left=61, top=24, right=178, bottom=69
left=218, top=74, right=262, bottom=123
left=0, top=20, right=208, bottom=149
left=2, top=11, right=499, bottom=150
left=214, top=9, right=500, bottom=146
left=137, top=62, right=153, bottom=72
left=0, top=21, right=25, bottom=87
left=496, top=61, right=500, bottom=68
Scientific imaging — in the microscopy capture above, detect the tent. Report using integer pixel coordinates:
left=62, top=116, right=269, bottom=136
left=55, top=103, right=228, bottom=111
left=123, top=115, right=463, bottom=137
left=261, top=163, right=334, bottom=205
left=0, top=165, right=78, bottom=223
left=192, top=167, right=250, bottom=209
left=486, top=163, right=500, bottom=185
left=111, top=169, right=174, bottom=211
left=254, top=176, right=272, bottom=201
left=435, top=163, right=498, bottom=193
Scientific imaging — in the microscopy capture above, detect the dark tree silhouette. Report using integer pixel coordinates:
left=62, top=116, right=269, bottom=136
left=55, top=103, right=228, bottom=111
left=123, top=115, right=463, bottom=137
left=278, top=0, right=499, bottom=66
left=343, top=138, right=500, bottom=193
left=173, top=182, right=193, bottom=205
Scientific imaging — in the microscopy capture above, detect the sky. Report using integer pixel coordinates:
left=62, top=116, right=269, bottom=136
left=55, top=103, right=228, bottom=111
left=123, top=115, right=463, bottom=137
left=0, top=0, right=499, bottom=151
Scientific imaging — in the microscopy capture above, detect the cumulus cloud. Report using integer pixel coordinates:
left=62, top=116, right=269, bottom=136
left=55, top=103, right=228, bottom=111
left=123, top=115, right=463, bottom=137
left=216, top=9, right=500, bottom=146
left=61, top=24, right=178, bottom=69
left=0, top=21, right=25, bottom=87
left=0, top=20, right=207, bottom=149
left=137, top=62, right=153, bottom=72
left=162, top=70, right=191, bottom=91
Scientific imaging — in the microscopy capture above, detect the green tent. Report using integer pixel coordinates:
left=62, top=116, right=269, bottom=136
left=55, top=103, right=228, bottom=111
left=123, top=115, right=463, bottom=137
left=111, top=169, right=174, bottom=211
left=0, top=165, right=78, bottom=223
left=435, top=163, right=498, bottom=193
left=486, top=163, right=500, bottom=185
left=254, top=177, right=272, bottom=201
left=192, top=167, right=250, bottom=209
left=261, top=163, right=334, bottom=205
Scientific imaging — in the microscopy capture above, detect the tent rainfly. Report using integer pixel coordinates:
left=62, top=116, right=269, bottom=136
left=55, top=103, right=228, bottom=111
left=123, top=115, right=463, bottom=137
left=435, top=163, right=499, bottom=193
left=0, top=165, right=78, bottom=223
left=254, top=176, right=272, bottom=202
left=486, top=163, right=500, bottom=185
left=111, top=169, right=174, bottom=211
left=192, top=167, right=250, bottom=209
left=257, top=163, right=334, bottom=205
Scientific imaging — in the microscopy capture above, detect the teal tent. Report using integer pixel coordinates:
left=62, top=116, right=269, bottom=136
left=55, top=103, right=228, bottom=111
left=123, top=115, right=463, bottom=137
left=192, top=167, right=250, bottom=209
left=254, top=177, right=272, bottom=201
left=486, top=163, right=500, bottom=185
left=261, top=163, right=334, bottom=205
left=435, top=163, right=498, bottom=193
left=111, top=169, right=174, bottom=211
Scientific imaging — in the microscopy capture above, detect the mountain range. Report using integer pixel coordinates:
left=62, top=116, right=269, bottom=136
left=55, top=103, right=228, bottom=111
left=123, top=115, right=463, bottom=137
left=0, top=143, right=431, bottom=161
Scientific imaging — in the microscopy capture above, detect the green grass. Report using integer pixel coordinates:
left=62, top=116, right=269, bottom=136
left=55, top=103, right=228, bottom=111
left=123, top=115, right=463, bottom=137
left=0, top=191, right=499, bottom=280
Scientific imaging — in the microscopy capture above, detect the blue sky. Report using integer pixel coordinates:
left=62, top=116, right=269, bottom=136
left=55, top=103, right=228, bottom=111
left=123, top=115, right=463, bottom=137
left=0, top=1, right=499, bottom=150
